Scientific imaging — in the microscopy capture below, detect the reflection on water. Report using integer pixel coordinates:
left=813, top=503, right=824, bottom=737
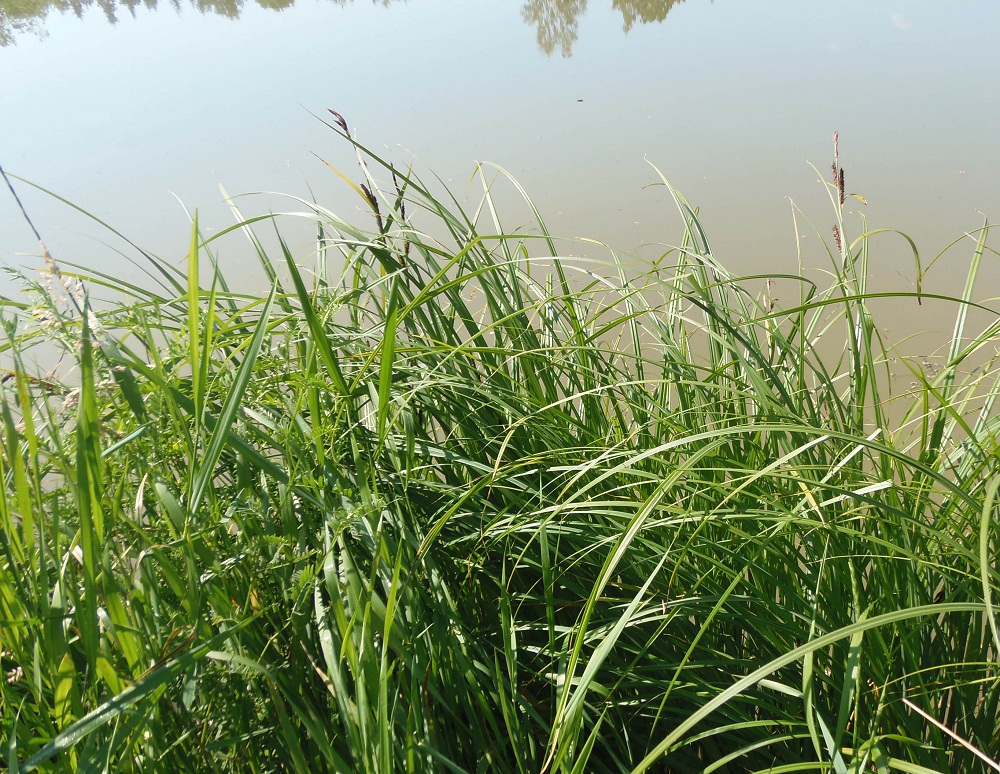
left=1, top=0, right=687, bottom=51
left=1, top=0, right=303, bottom=45
left=524, top=0, right=685, bottom=56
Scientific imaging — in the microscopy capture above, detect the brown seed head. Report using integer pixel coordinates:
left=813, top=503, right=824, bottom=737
left=360, top=183, right=384, bottom=233
left=328, top=109, right=350, bottom=134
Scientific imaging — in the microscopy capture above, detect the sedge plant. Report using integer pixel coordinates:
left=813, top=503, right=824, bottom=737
left=0, top=126, right=998, bottom=772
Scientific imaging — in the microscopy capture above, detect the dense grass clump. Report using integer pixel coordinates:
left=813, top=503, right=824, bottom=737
left=1, top=127, right=999, bottom=772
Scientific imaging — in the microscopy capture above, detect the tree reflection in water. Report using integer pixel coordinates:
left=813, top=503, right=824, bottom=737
left=522, top=0, right=588, bottom=58
left=523, top=0, right=686, bottom=56
left=1, top=0, right=688, bottom=49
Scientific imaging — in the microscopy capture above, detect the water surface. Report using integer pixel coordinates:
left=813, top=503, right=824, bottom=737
left=2, top=0, right=998, bottom=347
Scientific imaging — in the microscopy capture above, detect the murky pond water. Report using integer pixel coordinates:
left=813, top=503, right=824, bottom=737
left=2, top=0, right=998, bottom=346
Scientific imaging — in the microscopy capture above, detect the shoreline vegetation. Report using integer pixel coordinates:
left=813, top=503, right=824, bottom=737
left=1, top=125, right=999, bottom=771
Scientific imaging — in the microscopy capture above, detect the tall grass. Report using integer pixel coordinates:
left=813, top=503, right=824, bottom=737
left=1, top=126, right=999, bottom=772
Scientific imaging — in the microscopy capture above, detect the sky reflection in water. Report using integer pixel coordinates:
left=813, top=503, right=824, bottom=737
left=1, top=0, right=998, bottom=351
